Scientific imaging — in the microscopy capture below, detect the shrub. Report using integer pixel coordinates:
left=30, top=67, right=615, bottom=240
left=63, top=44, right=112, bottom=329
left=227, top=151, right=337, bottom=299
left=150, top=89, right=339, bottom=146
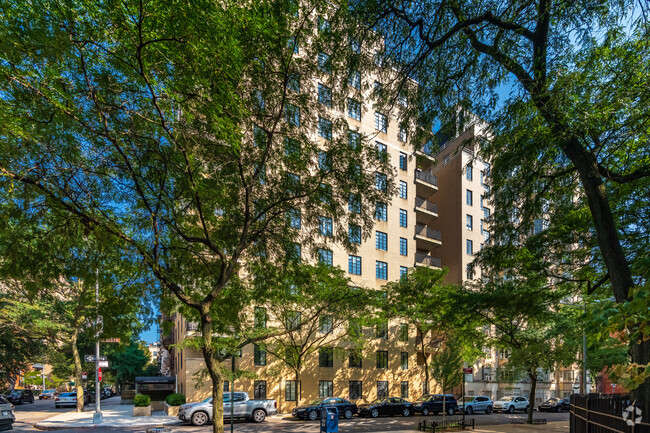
left=133, top=394, right=151, bottom=407
left=165, top=393, right=186, bottom=406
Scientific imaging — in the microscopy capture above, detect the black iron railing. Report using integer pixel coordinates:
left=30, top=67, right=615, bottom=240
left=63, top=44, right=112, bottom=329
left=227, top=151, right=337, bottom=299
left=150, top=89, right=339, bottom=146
left=415, top=196, right=438, bottom=214
left=415, top=224, right=442, bottom=241
left=415, top=252, right=442, bottom=268
left=415, top=170, right=438, bottom=187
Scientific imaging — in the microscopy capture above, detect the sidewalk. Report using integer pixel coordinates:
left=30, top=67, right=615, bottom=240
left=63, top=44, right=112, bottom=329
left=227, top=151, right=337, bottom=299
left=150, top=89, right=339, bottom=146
left=33, top=405, right=182, bottom=430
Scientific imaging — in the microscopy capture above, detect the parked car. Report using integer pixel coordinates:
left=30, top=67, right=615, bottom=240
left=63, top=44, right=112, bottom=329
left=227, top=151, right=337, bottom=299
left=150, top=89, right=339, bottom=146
left=178, top=391, right=277, bottom=426
left=0, top=396, right=15, bottom=430
left=5, top=389, right=34, bottom=405
left=458, top=396, right=493, bottom=415
left=54, top=392, right=86, bottom=408
left=292, top=397, right=357, bottom=421
left=538, top=397, right=566, bottom=412
left=413, top=394, right=458, bottom=416
left=493, top=396, right=530, bottom=413
left=39, top=389, right=57, bottom=400
left=358, top=397, right=414, bottom=418
left=560, top=398, right=572, bottom=410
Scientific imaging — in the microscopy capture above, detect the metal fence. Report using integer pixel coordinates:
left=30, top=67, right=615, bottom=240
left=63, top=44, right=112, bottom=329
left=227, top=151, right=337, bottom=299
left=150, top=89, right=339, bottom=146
left=571, top=394, right=650, bottom=433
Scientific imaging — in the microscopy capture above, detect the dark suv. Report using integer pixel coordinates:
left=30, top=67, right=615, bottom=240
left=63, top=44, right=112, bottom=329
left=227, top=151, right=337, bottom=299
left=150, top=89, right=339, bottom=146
left=413, top=394, right=458, bottom=416
left=5, top=389, right=35, bottom=405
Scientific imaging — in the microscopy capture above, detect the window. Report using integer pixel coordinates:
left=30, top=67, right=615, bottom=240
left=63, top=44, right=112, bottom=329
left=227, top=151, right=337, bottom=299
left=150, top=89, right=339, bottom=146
left=285, top=103, right=300, bottom=126
left=286, top=311, right=301, bottom=330
left=348, top=98, right=361, bottom=120
left=287, top=242, right=301, bottom=262
left=466, top=189, right=473, bottom=206
left=376, top=231, right=387, bottom=251
left=376, top=261, right=388, bottom=280
left=466, top=239, right=473, bottom=255
left=401, top=352, right=408, bottom=370
left=253, top=89, right=265, bottom=110
left=399, top=181, right=408, bottom=199
left=466, top=165, right=473, bottom=181
left=349, top=36, right=361, bottom=53
left=534, top=218, right=547, bottom=234
left=466, top=214, right=473, bottom=230
left=374, top=112, right=388, bottom=133
left=376, top=351, right=388, bottom=369
left=348, top=319, right=362, bottom=338
left=375, top=172, right=387, bottom=192
left=319, top=216, right=333, bottom=237
left=319, top=315, right=333, bottom=334
left=377, top=381, right=388, bottom=398
left=398, top=91, right=408, bottom=107
left=254, top=307, right=267, bottom=329
left=288, top=74, right=300, bottom=92
left=318, top=16, right=330, bottom=33
left=284, top=138, right=300, bottom=158
left=399, top=323, right=409, bottom=342
left=484, top=207, right=490, bottom=220
left=349, top=194, right=361, bottom=214
left=224, top=381, right=229, bottom=392
left=318, top=183, right=332, bottom=204
left=399, top=238, right=407, bottom=256
left=349, top=381, right=362, bottom=400
left=319, top=380, right=333, bottom=398
left=286, top=172, right=300, bottom=194
left=466, top=264, right=475, bottom=279
left=319, top=347, right=334, bottom=367
left=287, top=208, right=301, bottom=229
left=285, top=380, right=297, bottom=401
left=349, top=351, right=362, bottom=369
left=348, top=130, right=361, bottom=150
left=348, top=70, right=361, bottom=89
left=398, top=127, right=407, bottom=142
left=399, top=209, right=407, bottom=227
left=348, top=255, right=362, bottom=275
left=253, top=125, right=266, bottom=148
left=376, top=141, right=387, bottom=160
left=318, top=83, right=332, bottom=107
left=254, top=344, right=266, bottom=366
left=374, top=81, right=383, bottom=94
left=287, top=36, right=299, bottom=53
left=349, top=224, right=361, bottom=244
left=400, top=266, right=408, bottom=279
left=376, top=320, right=388, bottom=339
left=401, top=381, right=409, bottom=399
left=318, top=52, right=331, bottom=73
left=318, top=248, right=333, bottom=266
left=318, top=117, right=332, bottom=140
left=375, top=202, right=387, bottom=221
left=254, top=381, right=266, bottom=399
left=399, top=152, right=407, bottom=170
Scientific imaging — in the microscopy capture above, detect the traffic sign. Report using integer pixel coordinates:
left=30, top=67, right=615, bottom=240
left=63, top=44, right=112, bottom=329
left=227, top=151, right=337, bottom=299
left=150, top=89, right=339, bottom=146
left=463, top=367, right=474, bottom=374
left=98, top=361, right=109, bottom=368
left=102, top=338, right=120, bottom=343
left=98, top=368, right=102, bottom=382
left=82, top=372, right=87, bottom=380
left=84, top=355, right=107, bottom=362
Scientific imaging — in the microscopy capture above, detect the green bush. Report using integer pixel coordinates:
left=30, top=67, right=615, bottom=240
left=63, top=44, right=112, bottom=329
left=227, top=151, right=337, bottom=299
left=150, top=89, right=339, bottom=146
left=165, top=393, right=186, bottom=406
left=133, top=394, right=151, bottom=407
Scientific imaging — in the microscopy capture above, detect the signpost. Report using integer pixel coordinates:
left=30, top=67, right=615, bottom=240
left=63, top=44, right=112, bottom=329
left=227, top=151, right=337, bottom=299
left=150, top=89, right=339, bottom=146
left=84, top=355, right=107, bottom=362
left=82, top=372, right=88, bottom=380
left=462, top=367, right=473, bottom=427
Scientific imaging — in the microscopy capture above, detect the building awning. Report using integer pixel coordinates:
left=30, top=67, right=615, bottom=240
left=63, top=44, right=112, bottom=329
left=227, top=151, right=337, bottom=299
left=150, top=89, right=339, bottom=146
left=135, top=376, right=175, bottom=385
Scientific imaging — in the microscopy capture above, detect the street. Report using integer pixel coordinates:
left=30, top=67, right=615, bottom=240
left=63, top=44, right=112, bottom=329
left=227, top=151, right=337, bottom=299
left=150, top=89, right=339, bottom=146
left=11, top=397, right=569, bottom=433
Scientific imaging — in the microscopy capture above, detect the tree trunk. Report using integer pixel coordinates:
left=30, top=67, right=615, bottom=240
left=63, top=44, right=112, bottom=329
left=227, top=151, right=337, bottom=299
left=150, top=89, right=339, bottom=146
left=201, top=312, right=225, bottom=433
left=527, top=371, right=537, bottom=424
left=419, top=332, right=429, bottom=394
left=70, top=329, right=84, bottom=413
left=294, top=369, right=300, bottom=407
left=630, top=339, right=650, bottom=420
left=442, top=382, right=446, bottom=419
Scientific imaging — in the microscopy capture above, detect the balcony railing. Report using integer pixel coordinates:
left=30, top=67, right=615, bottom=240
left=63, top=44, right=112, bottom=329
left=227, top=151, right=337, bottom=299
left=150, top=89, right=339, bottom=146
left=415, top=252, right=441, bottom=268
left=415, top=196, right=438, bottom=214
left=415, top=224, right=441, bottom=242
left=186, top=321, right=199, bottom=332
left=415, top=170, right=438, bottom=187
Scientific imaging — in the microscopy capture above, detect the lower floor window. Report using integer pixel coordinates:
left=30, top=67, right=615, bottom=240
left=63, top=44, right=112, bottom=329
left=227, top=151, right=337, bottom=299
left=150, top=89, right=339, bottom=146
left=285, top=380, right=297, bottom=401
left=349, top=381, right=362, bottom=400
left=377, top=381, right=388, bottom=398
left=254, top=380, right=266, bottom=400
left=224, top=381, right=229, bottom=392
left=401, top=381, right=409, bottom=399
left=319, top=380, right=333, bottom=398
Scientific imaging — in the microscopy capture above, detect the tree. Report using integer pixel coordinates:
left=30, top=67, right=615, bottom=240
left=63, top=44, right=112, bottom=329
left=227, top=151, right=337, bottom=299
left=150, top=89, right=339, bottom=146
left=110, top=342, right=151, bottom=387
left=428, top=336, right=463, bottom=418
left=357, top=0, right=650, bottom=410
left=0, top=2, right=392, bottom=431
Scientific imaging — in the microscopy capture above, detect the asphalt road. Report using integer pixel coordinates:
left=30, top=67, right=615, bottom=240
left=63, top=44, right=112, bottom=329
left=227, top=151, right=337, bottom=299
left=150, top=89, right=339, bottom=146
left=11, top=397, right=569, bottom=433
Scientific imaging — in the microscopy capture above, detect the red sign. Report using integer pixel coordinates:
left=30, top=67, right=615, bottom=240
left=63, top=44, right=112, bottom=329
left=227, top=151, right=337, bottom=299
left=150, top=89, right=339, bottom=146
left=98, top=368, right=102, bottom=382
left=463, top=367, right=473, bottom=374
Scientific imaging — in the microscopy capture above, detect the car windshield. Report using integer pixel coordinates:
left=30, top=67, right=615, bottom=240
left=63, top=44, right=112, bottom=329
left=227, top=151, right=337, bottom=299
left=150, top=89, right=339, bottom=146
left=8, top=391, right=20, bottom=396
left=371, top=398, right=387, bottom=404
left=201, top=397, right=213, bottom=404
left=547, top=398, right=559, bottom=403
left=501, top=397, right=514, bottom=401
left=61, top=393, right=75, bottom=397
left=416, top=395, right=431, bottom=402
left=310, top=398, right=326, bottom=405
left=462, top=397, right=475, bottom=402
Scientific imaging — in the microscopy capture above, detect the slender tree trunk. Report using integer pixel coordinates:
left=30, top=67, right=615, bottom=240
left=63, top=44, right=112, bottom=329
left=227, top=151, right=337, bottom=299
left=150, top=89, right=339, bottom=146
left=442, top=383, right=446, bottom=419
left=527, top=371, right=537, bottom=424
left=294, top=368, right=300, bottom=407
left=70, top=329, right=84, bottom=413
left=201, top=311, right=224, bottom=433
left=420, top=335, right=430, bottom=394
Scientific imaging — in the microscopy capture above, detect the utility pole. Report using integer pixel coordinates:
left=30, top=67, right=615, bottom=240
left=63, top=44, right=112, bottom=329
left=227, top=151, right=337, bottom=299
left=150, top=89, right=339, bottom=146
left=230, top=355, right=235, bottom=433
left=93, top=268, right=103, bottom=424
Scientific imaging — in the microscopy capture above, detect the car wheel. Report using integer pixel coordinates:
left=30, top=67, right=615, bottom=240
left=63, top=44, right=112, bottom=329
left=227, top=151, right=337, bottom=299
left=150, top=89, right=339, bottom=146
left=191, top=411, right=209, bottom=426
left=308, top=410, right=318, bottom=421
left=421, top=407, right=430, bottom=416
left=508, top=406, right=515, bottom=414
left=402, top=408, right=410, bottom=417
left=447, top=407, right=455, bottom=416
left=465, top=406, right=473, bottom=415
left=486, top=406, right=493, bottom=414
left=344, top=409, right=353, bottom=419
left=557, top=406, right=561, bottom=413
left=525, top=406, right=529, bottom=413
left=370, top=408, right=379, bottom=418
left=19, top=398, right=24, bottom=405
left=252, top=409, right=266, bottom=423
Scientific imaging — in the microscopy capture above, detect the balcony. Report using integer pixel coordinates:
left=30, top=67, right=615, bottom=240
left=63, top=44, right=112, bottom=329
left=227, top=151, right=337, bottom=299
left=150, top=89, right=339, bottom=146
left=414, top=252, right=441, bottom=269
left=414, top=169, right=438, bottom=194
left=415, top=224, right=442, bottom=247
left=415, top=197, right=438, bottom=224
left=186, top=321, right=199, bottom=333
